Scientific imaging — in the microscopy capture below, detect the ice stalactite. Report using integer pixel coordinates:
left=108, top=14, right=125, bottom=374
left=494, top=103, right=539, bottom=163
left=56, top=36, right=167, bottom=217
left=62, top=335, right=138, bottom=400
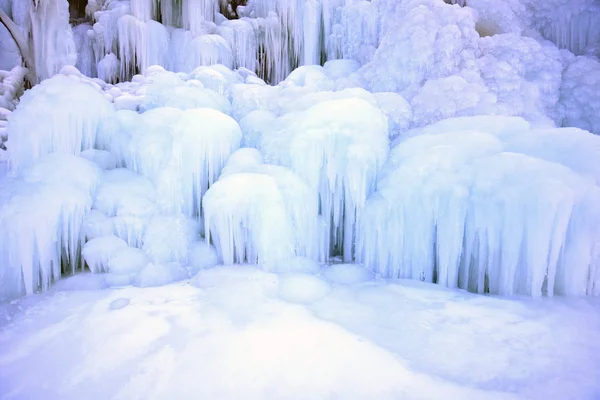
left=0, top=155, right=101, bottom=300
left=357, top=117, right=600, bottom=297
left=203, top=148, right=322, bottom=266
left=261, top=97, right=389, bottom=262
left=74, top=0, right=349, bottom=83
left=8, top=74, right=115, bottom=169
left=28, top=0, right=77, bottom=81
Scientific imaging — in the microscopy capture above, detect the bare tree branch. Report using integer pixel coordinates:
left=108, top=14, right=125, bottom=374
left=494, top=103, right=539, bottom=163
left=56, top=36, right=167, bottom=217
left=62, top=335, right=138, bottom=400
left=0, top=8, right=38, bottom=85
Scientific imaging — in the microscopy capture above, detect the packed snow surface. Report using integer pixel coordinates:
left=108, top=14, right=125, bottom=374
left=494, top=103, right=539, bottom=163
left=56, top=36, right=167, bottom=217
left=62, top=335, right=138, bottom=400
left=1, top=269, right=599, bottom=399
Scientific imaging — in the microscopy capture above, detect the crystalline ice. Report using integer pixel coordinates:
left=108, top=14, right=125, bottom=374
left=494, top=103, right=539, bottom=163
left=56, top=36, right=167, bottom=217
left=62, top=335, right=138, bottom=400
left=8, top=74, right=115, bottom=169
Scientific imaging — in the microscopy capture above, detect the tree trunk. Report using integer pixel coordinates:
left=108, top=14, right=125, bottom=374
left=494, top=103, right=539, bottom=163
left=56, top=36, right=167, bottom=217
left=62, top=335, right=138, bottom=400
left=0, top=8, right=38, bottom=85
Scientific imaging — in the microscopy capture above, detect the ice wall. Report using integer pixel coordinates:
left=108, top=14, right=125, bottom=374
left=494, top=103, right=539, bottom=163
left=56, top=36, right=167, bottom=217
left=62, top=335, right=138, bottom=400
left=0, top=155, right=101, bottom=300
left=357, top=116, right=600, bottom=297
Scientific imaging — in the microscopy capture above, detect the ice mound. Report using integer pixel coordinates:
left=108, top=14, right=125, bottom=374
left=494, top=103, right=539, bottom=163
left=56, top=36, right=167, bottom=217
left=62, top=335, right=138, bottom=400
left=203, top=149, right=322, bottom=267
left=358, top=117, right=600, bottom=296
left=270, top=256, right=322, bottom=275
left=93, top=168, right=157, bottom=247
left=139, top=73, right=232, bottom=114
left=108, top=247, right=149, bottom=276
left=8, top=75, right=115, bottom=168
left=322, top=264, right=374, bottom=285
left=134, top=262, right=189, bottom=288
left=203, top=173, right=296, bottom=267
left=278, top=274, right=331, bottom=304
left=0, top=155, right=101, bottom=300
left=142, top=215, right=199, bottom=265
left=261, top=98, right=389, bottom=262
left=188, top=241, right=220, bottom=273
left=82, top=235, right=129, bottom=273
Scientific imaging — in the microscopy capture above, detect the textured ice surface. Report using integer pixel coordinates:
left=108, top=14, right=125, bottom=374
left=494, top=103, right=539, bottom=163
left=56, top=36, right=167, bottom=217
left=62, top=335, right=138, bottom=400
left=1, top=270, right=599, bottom=399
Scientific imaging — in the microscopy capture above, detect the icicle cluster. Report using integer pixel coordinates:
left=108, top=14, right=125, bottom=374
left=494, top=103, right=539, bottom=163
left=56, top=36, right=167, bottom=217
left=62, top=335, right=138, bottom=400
left=71, top=0, right=377, bottom=83
left=357, top=116, right=600, bottom=297
left=8, top=74, right=115, bottom=169
left=0, top=155, right=101, bottom=300
left=260, top=97, right=389, bottom=262
left=203, top=147, right=322, bottom=266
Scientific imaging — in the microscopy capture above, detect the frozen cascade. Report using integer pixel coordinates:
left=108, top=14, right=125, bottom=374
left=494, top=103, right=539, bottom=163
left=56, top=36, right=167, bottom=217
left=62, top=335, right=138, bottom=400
left=57, top=0, right=352, bottom=83
left=28, top=0, right=77, bottom=81
left=0, top=155, right=101, bottom=300
left=261, top=98, right=389, bottom=262
left=204, top=149, right=322, bottom=266
left=7, top=74, right=115, bottom=169
left=357, top=117, right=600, bottom=297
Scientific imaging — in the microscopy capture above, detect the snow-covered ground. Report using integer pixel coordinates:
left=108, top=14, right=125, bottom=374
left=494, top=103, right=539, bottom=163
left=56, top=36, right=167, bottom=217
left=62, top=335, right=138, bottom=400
left=1, top=265, right=599, bottom=400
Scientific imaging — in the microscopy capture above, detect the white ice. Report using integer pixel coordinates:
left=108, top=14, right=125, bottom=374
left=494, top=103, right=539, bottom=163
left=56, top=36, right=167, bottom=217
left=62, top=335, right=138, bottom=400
left=1, top=269, right=599, bottom=399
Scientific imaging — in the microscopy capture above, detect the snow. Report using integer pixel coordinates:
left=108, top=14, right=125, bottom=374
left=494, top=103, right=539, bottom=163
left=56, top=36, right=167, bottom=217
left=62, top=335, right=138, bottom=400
left=1, top=270, right=600, bottom=399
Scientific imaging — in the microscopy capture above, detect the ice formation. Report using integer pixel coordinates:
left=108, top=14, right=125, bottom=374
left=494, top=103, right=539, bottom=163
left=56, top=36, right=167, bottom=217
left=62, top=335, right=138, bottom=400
left=8, top=74, right=114, bottom=169
left=203, top=148, right=321, bottom=267
left=0, top=155, right=101, bottom=300
left=260, top=97, right=389, bottom=262
left=357, top=116, right=600, bottom=297
left=1, top=0, right=600, bottom=300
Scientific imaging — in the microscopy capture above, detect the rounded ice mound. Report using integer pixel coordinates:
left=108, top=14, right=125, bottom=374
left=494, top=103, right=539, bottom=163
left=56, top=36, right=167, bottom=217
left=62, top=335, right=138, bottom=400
left=142, top=215, right=198, bottom=265
left=82, top=210, right=115, bottom=240
left=188, top=66, right=234, bottom=97
left=82, top=235, right=129, bottom=273
left=93, top=168, right=157, bottom=246
left=140, top=73, right=232, bottom=114
left=322, top=264, right=374, bottom=285
left=188, top=241, right=220, bottom=273
left=219, top=147, right=263, bottom=177
left=358, top=118, right=600, bottom=297
left=108, top=247, right=149, bottom=275
left=80, top=149, right=118, bottom=170
left=203, top=173, right=295, bottom=266
left=282, top=65, right=332, bottom=89
left=204, top=150, right=322, bottom=266
left=134, top=262, right=189, bottom=288
left=8, top=74, right=115, bottom=168
left=278, top=274, right=331, bottom=304
left=261, top=98, right=389, bottom=262
left=323, top=59, right=361, bottom=79
left=270, top=256, right=321, bottom=274
left=373, top=92, right=412, bottom=139
left=239, top=110, right=276, bottom=148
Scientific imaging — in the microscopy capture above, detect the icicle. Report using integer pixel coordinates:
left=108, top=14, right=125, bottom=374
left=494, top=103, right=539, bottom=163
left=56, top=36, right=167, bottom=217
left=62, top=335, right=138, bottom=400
left=302, top=0, right=322, bottom=66
left=28, top=0, right=77, bottom=80
left=98, top=53, right=120, bottom=83
left=8, top=75, right=115, bottom=169
left=183, top=0, right=217, bottom=35
left=0, top=155, right=101, bottom=300
left=260, top=98, right=389, bottom=261
left=130, top=0, right=154, bottom=22
left=189, top=34, right=234, bottom=70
